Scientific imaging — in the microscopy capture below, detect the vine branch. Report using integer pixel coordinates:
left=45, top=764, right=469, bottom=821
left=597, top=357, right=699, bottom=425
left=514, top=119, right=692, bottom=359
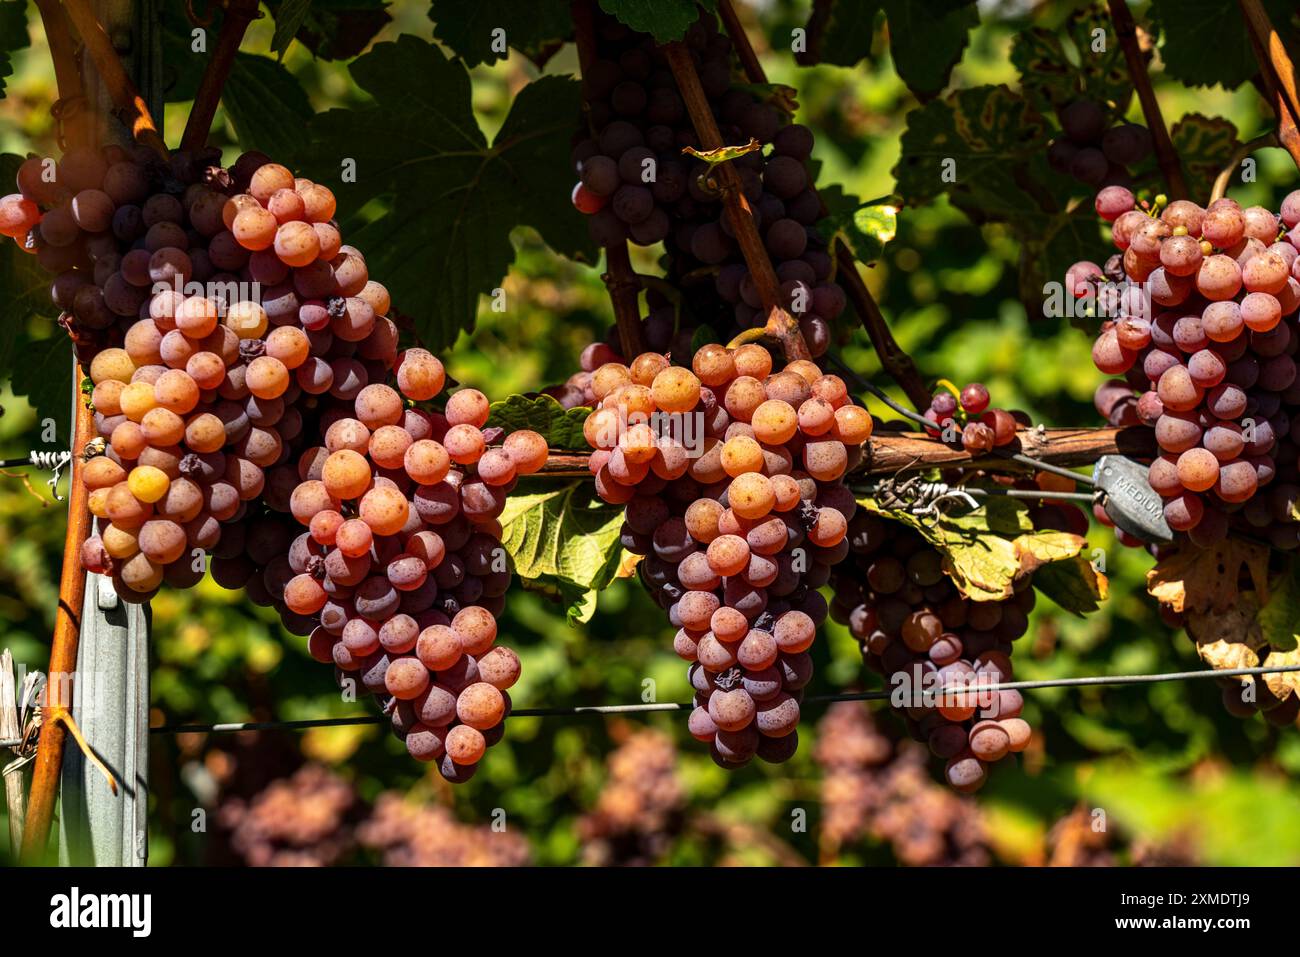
left=1106, top=0, right=1187, bottom=200
left=529, top=426, right=1152, bottom=478
left=61, top=0, right=168, bottom=158
left=1240, top=0, right=1300, bottom=171
left=33, top=0, right=89, bottom=150
left=717, top=0, right=930, bottom=407
left=662, top=41, right=810, bottom=362
left=1239, top=0, right=1300, bottom=132
left=180, top=0, right=259, bottom=153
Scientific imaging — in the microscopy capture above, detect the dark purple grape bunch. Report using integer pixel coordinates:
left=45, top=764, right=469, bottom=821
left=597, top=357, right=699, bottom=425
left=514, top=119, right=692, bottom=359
left=565, top=9, right=846, bottom=357
left=1047, top=99, right=1151, bottom=188
left=923, top=383, right=1026, bottom=454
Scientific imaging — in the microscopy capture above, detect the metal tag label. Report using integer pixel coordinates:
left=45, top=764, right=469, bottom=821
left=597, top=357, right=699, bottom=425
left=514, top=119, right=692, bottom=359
left=1093, top=455, right=1173, bottom=543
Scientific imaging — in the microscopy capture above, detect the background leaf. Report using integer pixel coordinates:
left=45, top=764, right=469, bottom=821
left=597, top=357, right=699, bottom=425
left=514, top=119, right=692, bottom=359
left=429, top=0, right=572, bottom=67
left=306, top=38, right=593, bottom=350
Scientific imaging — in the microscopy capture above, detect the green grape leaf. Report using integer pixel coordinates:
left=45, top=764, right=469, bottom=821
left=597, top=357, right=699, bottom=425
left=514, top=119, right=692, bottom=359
left=1258, top=561, right=1300, bottom=652
left=1010, top=4, right=1133, bottom=115
left=880, top=0, right=977, bottom=101
left=689, top=324, right=720, bottom=354
left=1153, top=0, right=1300, bottom=91
left=682, top=138, right=762, bottom=166
left=271, top=0, right=314, bottom=58
left=799, top=0, right=881, bottom=67
left=1170, top=114, right=1241, bottom=205
left=10, top=333, right=73, bottom=423
left=596, top=0, right=716, bottom=44
left=487, top=394, right=590, bottom=449
left=0, top=0, right=29, bottom=100
left=264, top=0, right=392, bottom=60
left=429, top=0, right=572, bottom=68
left=499, top=480, right=625, bottom=623
left=894, top=85, right=1104, bottom=322
left=894, top=85, right=1047, bottom=207
left=819, top=186, right=897, bottom=265
left=221, top=53, right=314, bottom=157
left=306, top=37, right=593, bottom=350
left=1032, top=552, right=1109, bottom=616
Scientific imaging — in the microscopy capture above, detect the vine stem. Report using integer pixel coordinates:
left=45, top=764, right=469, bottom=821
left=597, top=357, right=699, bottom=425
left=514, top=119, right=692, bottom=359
left=1240, top=0, right=1300, bottom=171
left=33, top=0, right=90, bottom=150
left=1211, top=132, right=1280, bottom=202
left=1239, top=0, right=1300, bottom=132
left=180, top=0, right=259, bottom=153
left=716, top=0, right=930, bottom=408
left=572, top=0, right=645, bottom=358
left=527, top=426, right=1151, bottom=478
left=20, top=375, right=95, bottom=862
left=1106, top=0, right=1187, bottom=201
left=61, top=0, right=168, bottom=158
left=662, top=41, right=811, bottom=362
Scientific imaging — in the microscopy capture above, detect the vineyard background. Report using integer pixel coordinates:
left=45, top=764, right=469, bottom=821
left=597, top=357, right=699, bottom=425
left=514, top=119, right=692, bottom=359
left=3, top=0, right=1300, bottom=866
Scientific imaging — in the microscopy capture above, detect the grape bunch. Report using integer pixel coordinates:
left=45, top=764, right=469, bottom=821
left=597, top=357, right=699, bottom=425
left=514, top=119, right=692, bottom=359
left=217, top=763, right=359, bottom=867
left=3, top=145, right=550, bottom=779
left=829, top=514, right=1036, bottom=793
left=1083, top=185, right=1300, bottom=550
left=922, top=382, right=1027, bottom=454
left=1047, top=99, right=1152, bottom=188
left=584, top=343, right=873, bottom=766
left=568, top=9, right=846, bottom=355
left=814, top=702, right=989, bottom=865
left=577, top=727, right=685, bottom=866
left=357, top=792, right=530, bottom=866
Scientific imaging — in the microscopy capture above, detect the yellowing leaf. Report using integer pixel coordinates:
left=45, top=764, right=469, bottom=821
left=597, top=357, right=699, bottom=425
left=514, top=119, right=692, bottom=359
left=1262, top=648, right=1300, bottom=701
left=1147, top=540, right=1270, bottom=614
left=860, top=495, right=1104, bottom=611
left=616, top=550, right=642, bottom=579
left=1014, top=531, right=1085, bottom=574
left=681, top=138, right=762, bottom=165
left=1186, top=591, right=1265, bottom=673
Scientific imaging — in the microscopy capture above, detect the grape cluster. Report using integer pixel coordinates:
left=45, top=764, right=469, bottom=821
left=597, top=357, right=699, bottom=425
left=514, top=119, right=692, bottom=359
left=584, top=344, right=872, bottom=766
left=1083, top=186, right=1300, bottom=550
left=4, top=146, right=549, bottom=779
left=216, top=763, right=359, bottom=867
left=814, top=702, right=989, bottom=865
left=577, top=727, right=685, bottom=866
left=357, top=792, right=530, bottom=866
left=922, top=381, right=1027, bottom=454
left=567, top=10, right=845, bottom=355
left=829, top=514, right=1039, bottom=792
left=1047, top=99, right=1152, bottom=188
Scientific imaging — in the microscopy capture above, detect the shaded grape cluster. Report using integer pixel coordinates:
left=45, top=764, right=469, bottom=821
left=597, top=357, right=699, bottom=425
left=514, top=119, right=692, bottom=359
left=814, top=701, right=989, bottom=865
left=567, top=9, right=845, bottom=356
left=584, top=344, right=873, bottom=766
left=357, top=792, right=530, bottom=866
left=216, top=763, right=359, bottom=867
left=828, top=515, right=1037, bottom=792
left=1082, top=186, right=1300, bottom=550
left=577, top=727, right=685, bottom=866
left=1047, top=99, right=1151, bottom=188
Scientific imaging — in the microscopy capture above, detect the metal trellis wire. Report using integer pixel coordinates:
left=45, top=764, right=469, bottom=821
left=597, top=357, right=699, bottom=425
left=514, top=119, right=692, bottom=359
left=148, top=664, right=1300, bottom=735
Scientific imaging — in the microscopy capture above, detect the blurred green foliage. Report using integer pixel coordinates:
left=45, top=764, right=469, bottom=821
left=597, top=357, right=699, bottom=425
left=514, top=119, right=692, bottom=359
left=1, top=0, right=1299, bottom=866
